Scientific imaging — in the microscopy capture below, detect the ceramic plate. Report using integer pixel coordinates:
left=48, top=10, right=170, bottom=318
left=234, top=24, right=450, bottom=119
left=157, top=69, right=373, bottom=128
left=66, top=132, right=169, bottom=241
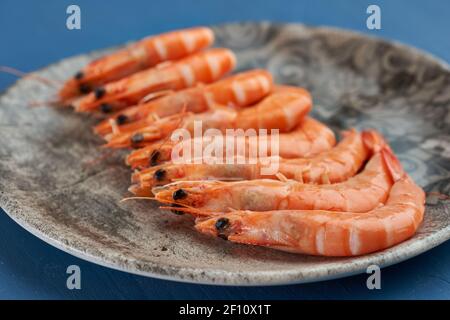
left=1, top=22, right=449, bottom=285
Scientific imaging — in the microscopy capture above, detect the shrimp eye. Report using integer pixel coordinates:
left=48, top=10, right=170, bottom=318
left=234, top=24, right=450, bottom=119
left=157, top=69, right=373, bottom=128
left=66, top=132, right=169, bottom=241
left=79, top=83, right=91, bottom=94
left=215, top=218, right=229, bottom=231
left=154, top=169, right=166, bottom=181
left=170, top=203, right=184, bottom=215
left=150, top=150, right=160, bottom=166
left=131, top=133, right=144, bottom=145
left=94, top=87, right=106, bottom=99
left=116, top=114, right=128, bottom=125
left=74, top=71, right=84, bottom=80
left=100, top=103, right=113, bottom=113
left=173, top=189, right=187, bottom=200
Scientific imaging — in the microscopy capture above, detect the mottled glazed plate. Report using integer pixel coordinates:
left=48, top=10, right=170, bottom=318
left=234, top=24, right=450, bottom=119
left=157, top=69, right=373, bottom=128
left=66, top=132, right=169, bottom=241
left=1, top=22, right=449, bottom=285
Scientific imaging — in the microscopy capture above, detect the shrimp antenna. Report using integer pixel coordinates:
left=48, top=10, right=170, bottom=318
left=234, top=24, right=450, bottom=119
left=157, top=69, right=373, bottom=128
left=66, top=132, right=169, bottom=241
left=120, top=196, right=199, bottom=213
left=138, top=89, right=173, bottom=104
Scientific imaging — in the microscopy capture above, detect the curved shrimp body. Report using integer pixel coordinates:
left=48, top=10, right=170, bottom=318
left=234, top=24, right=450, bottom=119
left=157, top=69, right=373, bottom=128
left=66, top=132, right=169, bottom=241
left=194, top=175, right=425, bottom=256
left=94, top=69, right=273, bottom=137
left=72, top=48, right=236, bottom=112
left=104, top=85, right=312, bottom=148
left=126, top=117, right=335, bottom=169
left=59, top=27, right=214, bottom=102
left=129, top=129, right=381, bottom=194
left=153, top=148, right=402, bottom=213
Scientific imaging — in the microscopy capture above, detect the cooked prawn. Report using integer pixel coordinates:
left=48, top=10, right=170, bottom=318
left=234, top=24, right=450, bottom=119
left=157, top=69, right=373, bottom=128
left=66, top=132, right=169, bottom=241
left=130, top=129, right=382, bottom=194
left=94, top=69, right=273, bottom=137
left=104, top=85, right=312, bottom=148
left=153, top=148, right=402, bottom=213
left=126, top=117, right=335, bottom=169
left=72, top=48, right=236, bottom=112
left=59, top=27, right=214, bottom=102
left=192, top=175, right=425, bottom=256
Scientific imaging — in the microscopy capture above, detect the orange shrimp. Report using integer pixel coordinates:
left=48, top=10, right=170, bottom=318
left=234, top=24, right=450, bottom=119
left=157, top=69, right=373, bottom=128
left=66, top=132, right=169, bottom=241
left=126, top=117, right=335, bottom=169
left=71, top=48, right=236, bottom=112
left=104, top=85, right=312, bottom=148
left=59, top=27, right=214, bottom=102
left=94, top=69, right=273, bottom=137
left=129, top=129, right=381, bottom=195
left=192, top=175, right=425, bottom=256
left=153, top=148, right=402, bottom=213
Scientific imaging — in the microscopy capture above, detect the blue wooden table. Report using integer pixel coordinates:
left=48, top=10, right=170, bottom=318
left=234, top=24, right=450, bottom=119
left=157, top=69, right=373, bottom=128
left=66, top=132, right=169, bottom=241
left=1, top=0, right=449, bottom=299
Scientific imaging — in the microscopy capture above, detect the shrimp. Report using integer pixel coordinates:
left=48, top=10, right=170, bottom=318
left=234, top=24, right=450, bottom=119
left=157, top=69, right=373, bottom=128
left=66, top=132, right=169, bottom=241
left=59, top=27, right=214, bottom=102
left=71, top=48, right=236, bottom=112
left=192, top=175, right=425, bottom=256
left=94, top=69, right=273, bottom=137
left=153, top=148, right=402, bottom=213
left=129, top=129, right=382, bottom=195
left=126, top=117, right=335, bottom=169
left=104, top=85, right=312, bottom=148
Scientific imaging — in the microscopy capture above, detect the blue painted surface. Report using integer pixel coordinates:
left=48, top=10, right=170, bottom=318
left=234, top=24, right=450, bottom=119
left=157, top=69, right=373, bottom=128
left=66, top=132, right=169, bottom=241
left=0, top=0, right=449, bottom=299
